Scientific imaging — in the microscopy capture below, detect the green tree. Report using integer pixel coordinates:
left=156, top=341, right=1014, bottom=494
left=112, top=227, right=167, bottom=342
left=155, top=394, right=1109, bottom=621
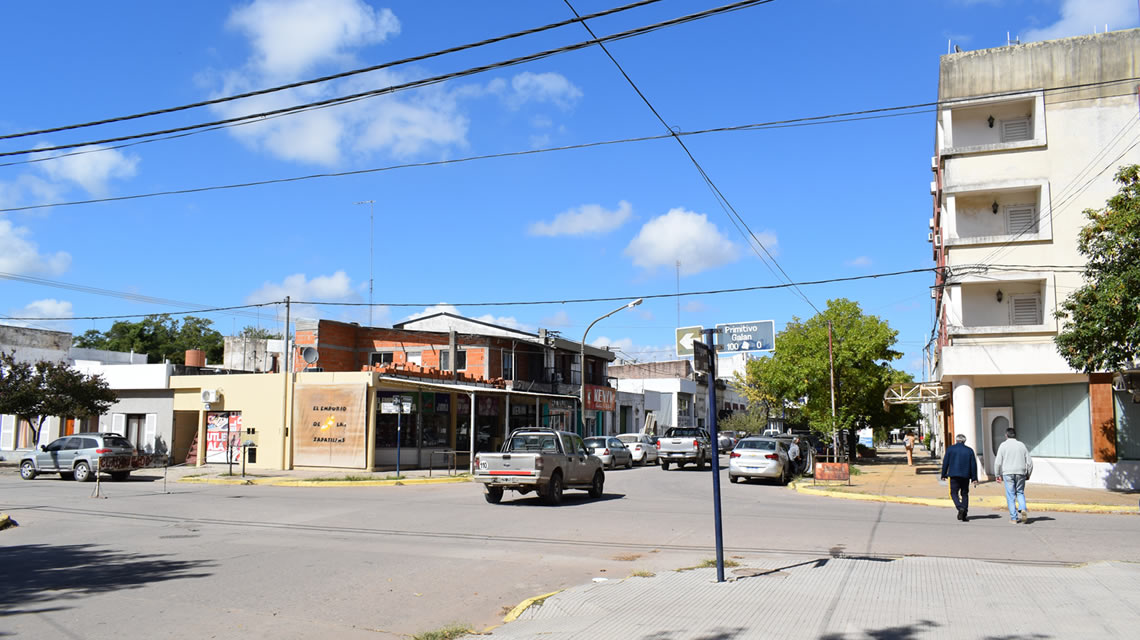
left=72, top=314, right=224, bottom=364
left=736, top=298, right=920, bottom=459
left=238, top=326, right=281, bottom=340
left=0, top=351, right=118, bottom=448
left=1055, top=164, right=1140, bottom=374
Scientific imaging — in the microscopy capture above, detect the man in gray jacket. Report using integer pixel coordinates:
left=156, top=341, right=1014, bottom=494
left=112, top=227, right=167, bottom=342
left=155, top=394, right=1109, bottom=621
left=994, top=428, right=1033, bottom=524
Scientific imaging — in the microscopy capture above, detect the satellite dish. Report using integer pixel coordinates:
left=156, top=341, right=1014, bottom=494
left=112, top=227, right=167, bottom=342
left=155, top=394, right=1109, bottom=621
left=301, top=347, right=319, bottom=365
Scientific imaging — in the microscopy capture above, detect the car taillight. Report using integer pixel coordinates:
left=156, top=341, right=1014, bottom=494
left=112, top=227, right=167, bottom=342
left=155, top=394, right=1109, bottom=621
left=603, top=449, right=611, bottom=456
left=693, top=440, right=699, bottom=448
left=765, top=453, right=779, bottom=460
left=655, top=441, right=661, bottom=449
left=473, top=455, right=480, bottom=469
left=730, top=451, right=741, bottom=458
left=535, top=456, right=544, bottom=470
left=95, top=448, right=112, bottom=454
left=634, top=445, right=641, bottom=451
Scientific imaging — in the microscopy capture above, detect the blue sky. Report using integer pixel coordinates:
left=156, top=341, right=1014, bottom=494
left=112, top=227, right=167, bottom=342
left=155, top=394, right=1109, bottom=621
left=1, top=0, right=1137, bottom=376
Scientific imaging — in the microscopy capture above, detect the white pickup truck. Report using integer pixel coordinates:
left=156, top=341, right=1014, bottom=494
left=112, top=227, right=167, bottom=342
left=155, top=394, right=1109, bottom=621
left=656, top=427, right=713, bottom=471
left=473, top=429, right=605, bottom=505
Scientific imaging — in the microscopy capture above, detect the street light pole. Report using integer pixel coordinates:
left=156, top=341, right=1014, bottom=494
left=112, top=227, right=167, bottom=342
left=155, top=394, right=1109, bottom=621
left=580, top=298, right=643, bottom=436
left=355, top=200, right=375, bottom=326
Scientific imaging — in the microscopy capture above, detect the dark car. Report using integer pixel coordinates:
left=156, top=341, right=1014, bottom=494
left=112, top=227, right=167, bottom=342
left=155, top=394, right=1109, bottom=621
left=20, top=433, right=136, bottom=482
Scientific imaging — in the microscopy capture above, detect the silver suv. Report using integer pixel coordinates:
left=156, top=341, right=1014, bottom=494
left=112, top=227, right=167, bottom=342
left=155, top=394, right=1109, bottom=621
left=20, top=433, right=136, bottom=482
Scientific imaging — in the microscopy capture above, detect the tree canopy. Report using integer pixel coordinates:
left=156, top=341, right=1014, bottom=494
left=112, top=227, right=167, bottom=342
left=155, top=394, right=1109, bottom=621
left=0, top=351, right=117, bottom=447
left=1056, top=164, right=1140, bottom=374
left=734, top=298, right=921, bottom=454
left=73, top=314, right=224, bottom=365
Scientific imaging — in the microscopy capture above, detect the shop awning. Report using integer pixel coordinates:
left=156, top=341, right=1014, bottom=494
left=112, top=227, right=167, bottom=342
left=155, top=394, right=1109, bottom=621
left=373, top=375, right=578, bottom=402
left=883, top=381, right=950, bottom=410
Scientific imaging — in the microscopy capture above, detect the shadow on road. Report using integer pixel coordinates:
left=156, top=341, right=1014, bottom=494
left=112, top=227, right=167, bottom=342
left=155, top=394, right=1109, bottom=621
left=0, top=544, right=213, bottom=618
left=497, top=493, right=628, bottom=507
left=820, top=619, right=940, bottom=639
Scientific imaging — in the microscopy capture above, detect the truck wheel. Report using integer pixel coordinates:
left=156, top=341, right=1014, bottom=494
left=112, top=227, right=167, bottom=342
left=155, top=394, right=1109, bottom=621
left=19, top=461, right=37, bottom=480
left=696, top=455, right=705, bottom=471
left=661, top=461, right=670, bottom=471
left=74, top=462, right=93, bottom=483
left=110, top=471, right=131, bottom=482
left=484, top=486, right=504, bottom=504
left=544, top=472, right=564, bottom=506
left=588, top=471, right=605, bottom=498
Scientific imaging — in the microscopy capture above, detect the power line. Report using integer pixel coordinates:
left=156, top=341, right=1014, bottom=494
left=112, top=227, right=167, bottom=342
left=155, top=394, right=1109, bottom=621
left=1, top=301, right=281, bottom=322
left=5, top=77, right=1133, bottom=213
left=0, top=0, right=769, bottom=159
left=0, top=0, right=668, bottom=142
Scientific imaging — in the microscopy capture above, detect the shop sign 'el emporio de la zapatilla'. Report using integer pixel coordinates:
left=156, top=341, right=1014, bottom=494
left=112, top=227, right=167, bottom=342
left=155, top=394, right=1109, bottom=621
left=293, top=385, right=368, bottom=468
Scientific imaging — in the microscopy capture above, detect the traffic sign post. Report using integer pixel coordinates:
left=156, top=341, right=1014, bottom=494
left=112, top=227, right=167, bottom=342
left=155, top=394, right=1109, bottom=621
left=692, top=340, right=712, bottom=374
left=715, top=320, right=775, bottom=353
left=704, top=327, right=725, bottom=583
left=675, top=325, right=703, bottom=357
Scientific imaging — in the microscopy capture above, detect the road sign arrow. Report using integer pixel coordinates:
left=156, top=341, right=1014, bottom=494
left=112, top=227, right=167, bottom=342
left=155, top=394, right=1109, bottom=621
left=679, top=332, right=697, bottom=350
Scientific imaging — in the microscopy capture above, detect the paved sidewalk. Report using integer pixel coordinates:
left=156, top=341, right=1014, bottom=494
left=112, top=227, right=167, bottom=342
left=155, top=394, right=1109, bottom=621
left=795, top=447, right=1139, bottom=514
left=469, top=555, right=1140, bottom=639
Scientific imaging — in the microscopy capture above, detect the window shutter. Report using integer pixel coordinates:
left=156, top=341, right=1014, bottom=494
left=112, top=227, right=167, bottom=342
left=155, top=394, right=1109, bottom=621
left=0, top=415, right=14, bottom=451
left=1001, top=118, right=1031, bottom=142
left=144, top=414, right=157, bottom=453
left=1010, top=295, right=1041, bottom=325
left=111, top=413, right=126, bottom=436
left=1006, top=206, right=1038, bottom=234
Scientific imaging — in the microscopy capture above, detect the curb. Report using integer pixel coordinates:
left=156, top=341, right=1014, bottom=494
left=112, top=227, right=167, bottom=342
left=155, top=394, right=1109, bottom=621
left=177, top=475, right=472, bottom=487
left=502, top=590, right=562, bottom=624
left=790, top=482, right=1140, bottom=515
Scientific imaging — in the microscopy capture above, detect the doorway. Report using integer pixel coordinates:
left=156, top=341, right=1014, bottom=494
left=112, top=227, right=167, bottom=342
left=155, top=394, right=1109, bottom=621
left=981, top=406, right=1013, bottom=476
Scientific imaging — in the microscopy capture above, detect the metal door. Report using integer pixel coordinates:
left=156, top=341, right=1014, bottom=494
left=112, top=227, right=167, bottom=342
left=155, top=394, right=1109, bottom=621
left=981, top=407, right=1013, bottom=476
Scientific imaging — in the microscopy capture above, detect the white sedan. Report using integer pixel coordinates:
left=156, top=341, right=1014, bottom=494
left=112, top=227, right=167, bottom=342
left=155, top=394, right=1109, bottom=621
left=616, top=433, right=658, bottom=466
left=728, top=437, right=791, bottom=485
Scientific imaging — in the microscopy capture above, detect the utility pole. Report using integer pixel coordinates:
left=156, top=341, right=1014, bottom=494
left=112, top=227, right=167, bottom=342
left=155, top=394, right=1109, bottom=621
left=355, top=200, right=375, bottom=326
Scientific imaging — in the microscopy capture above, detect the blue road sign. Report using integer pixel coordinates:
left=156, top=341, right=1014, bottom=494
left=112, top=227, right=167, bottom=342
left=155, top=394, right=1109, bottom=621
left=715, top=320, right=775, bottom=352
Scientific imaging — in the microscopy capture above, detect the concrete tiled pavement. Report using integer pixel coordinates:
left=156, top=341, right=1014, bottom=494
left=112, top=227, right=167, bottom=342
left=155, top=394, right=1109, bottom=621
left=468, top=556, right=1140, bottom=639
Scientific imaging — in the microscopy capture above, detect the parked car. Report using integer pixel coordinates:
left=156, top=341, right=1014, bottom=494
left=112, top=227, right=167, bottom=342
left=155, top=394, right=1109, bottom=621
left=728, top=437, right=791, bottom=485
left=616, top=433, right=658, bottom=465
left=20, top=433, right=136, bottom=482
left=584, top=436, right=634, bottom=470
left=473, top=429, right=605, bottom=505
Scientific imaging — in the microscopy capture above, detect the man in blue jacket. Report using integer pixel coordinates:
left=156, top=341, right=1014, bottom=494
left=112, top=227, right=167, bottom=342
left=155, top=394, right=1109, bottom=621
left=940, top=434, right=979, bottom=521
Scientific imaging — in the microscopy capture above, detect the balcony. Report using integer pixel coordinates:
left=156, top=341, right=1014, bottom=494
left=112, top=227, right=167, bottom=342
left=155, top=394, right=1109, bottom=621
left=938, top=93, right=1045, bottom=157
left=943, top=181, right=1052, bottom=247
left=944, top=277, right=1055, bottom=340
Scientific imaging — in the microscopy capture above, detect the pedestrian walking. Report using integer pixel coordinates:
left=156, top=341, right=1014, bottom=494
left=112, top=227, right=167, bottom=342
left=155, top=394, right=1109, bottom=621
left=940, top=434, right=978, bottom=521
left=994, top=427, right=1034, bottom=524
left=903, top=430, right=917, bottom=466
left=787, top=437, right=802, bottom=475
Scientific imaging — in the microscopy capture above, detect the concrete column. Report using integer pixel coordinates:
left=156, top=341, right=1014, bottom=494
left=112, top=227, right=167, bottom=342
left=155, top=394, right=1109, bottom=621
left=196, top=409, right=206, bottom=467
left=952, top=377, right=981, bottom=477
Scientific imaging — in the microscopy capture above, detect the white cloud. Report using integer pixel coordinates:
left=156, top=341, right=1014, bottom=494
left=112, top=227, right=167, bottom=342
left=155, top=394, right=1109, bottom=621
left=227, top=0, right=399, bottom=79
left=846, top=256, right=872, bottom=267
left=402, top=304, right=530, bottom=331
left=683, top=301, right=708, bottom=313
left=541, top=310, right=572, bottom=327
left=0, top=220, right=71, bottom=275
left=4, top=298, right=74, bottom=330
left=507, top=72, right=582, bottom=110
left=529, top=201, right=633, bottom=237
left=35, top=145, right=139, bottom=197
left=624, top=208, right=743, bottom=276
left=1023, top=0, right=1137, bottom=42
left=246, top=271, right=354, bottom=303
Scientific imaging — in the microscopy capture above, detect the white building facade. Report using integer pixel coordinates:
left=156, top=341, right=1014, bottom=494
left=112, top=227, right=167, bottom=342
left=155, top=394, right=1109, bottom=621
left=930, top=29, right=1140, bottom=489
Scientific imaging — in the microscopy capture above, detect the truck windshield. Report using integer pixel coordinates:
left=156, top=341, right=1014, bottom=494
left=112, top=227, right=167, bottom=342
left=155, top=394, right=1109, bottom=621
left=507, top=434, right=559, bottom=453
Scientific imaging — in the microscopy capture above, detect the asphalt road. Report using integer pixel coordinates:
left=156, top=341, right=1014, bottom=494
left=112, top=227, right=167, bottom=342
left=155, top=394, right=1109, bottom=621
left=2, top=460, right=1137, bottom=639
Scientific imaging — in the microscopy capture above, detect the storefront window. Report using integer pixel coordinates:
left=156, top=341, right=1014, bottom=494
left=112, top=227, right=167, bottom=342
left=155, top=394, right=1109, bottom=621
left=376, top=392, right=419, bottom=448
left=421, top=392, right=448, bottom=448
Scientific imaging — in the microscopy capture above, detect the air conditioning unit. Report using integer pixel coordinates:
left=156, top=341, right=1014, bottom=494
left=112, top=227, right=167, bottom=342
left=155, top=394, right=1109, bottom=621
left=933, top=234, right=942, bottom=247
left=929, top=218, right=935, bottom=230
left=930, top=289, right=937, bottom=299
left=930, top=181, right=938, bottom=195
left=927, top=232, right=934, bottom=243
left=201, top=389, right=220, bottom=403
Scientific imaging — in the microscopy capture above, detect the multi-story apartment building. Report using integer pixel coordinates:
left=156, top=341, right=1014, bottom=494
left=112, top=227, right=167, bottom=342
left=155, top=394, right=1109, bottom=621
left=930, top=29, right=1140, bottom=489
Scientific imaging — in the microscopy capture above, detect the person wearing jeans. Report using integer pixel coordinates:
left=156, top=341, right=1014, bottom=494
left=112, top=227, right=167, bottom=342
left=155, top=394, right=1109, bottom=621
left=994, top=427, right=1034, bottom=524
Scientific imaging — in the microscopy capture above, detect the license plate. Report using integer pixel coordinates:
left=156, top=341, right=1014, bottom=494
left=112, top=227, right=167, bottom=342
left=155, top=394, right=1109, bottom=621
left=479, top=461, right=488, bottom=470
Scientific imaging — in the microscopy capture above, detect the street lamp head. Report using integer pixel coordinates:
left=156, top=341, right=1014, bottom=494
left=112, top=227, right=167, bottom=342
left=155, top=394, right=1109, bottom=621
left=627, top=298, right=644, bottom=309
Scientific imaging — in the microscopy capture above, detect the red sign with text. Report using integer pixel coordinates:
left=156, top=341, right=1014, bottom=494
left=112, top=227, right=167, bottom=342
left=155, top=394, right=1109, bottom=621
left=583, top=385, right=616, bottom=411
